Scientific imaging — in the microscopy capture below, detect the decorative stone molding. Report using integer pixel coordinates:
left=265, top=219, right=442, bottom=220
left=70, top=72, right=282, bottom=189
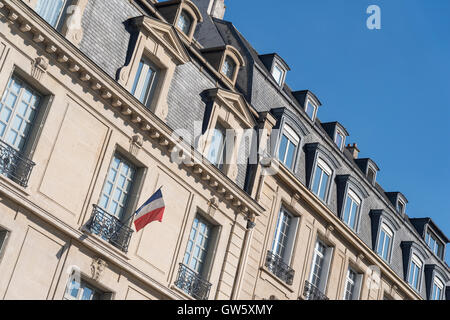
left=207, top=197, right=218, bottom=217
left=91, top=258, right=107, bottom=281
left=130, top=134, right=144, bottom=157
left=30, top=56, right=48, bottom=81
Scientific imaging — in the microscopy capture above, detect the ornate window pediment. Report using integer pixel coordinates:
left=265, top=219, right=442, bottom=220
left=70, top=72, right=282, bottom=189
left=118, top=16, right=189, bottom=120
left=201, top=45, right=245, bottom=86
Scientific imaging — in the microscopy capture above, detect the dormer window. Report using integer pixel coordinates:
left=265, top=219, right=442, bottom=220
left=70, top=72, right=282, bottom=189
left=432, top=276, right=444, bottom=300
left=342, top=189, right=361, bottom=231
left=367, top=168, right=376, bottom=184
left=312, top=158, right=332, bottom=201
left=425, top=229, right=444, bottom=259
left=222, top=56, right=236, bottom=80
left=408, top=254, right=423, bottom=291
left=305, top=100, right=317, bottom=121
left=272, top=63, right=285, bottom=86
left=131, top=57, right=159, bottom=108
left=177, top=10, right=193, bottom=35
left=206, top=122, right=227, bottom=171
left=334, top=130, right=345, bottom=151
left=278, top=124, right=299, bottom=170
left=396, top=199, right=405, bottom=214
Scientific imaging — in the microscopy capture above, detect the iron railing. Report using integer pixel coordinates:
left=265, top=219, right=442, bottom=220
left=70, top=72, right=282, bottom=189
left=303, top=280, right=329, bottom=300
left=86, top=205, right=133, bottom=252
left=0, top=140, right=35, bottom=187
left=265, top=251, right=295, bottom=285
left=175, top=264, right=212, bottom=300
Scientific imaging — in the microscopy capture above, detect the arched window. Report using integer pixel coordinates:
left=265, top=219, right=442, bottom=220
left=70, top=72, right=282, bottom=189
left=342, top=189, right=361, bottom=231
left=377, top=222, right=393, bottom=262
left=408, top=254, right=423, bottom=291
left=177, top=10, right=193, bottom=35
left=311, top=158, right=332, bottom=201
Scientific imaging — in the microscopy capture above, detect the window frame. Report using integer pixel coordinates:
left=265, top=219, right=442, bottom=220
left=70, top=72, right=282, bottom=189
left=271, top=62, right=285, bottom=86
left=342, top=188, right=362, bottom=231
left=176, top=9, right=193, bottom=36
left=425, top=228, right=444, bottom=259
left=0, top=227, right=9, bottom=261
left=431, top=276, right=444, bottom=300
left=271, top=207, right=299, bottom=265
left=130, top=56, right=159, bottom=109
left=343, top=267, right=362, bottom=300
left=35, top=0, right=68, bottom=29
left=308, top=238, right=333, bottom=293
left=277, top=124, right=300, bottom=170
left=311, top=158, right=333, bottom=203
left=407, top=253, right=423, bottom=292
left=376, top=222, right=394, bottom=263
left=304, top=99, right=318, bottom=121
left=64, top=277, right=111, bottom=301
left=334, top=129, right=345, bottom=151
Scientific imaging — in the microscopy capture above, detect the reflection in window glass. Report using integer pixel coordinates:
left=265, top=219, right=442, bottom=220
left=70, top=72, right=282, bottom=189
left=35, top=0, right=66, bottom=28
left=177, top=11, right=193, bottom=35
left=222, top=56, right=236, bottom=79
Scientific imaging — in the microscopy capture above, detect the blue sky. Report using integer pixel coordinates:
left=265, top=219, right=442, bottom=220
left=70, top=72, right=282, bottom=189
left=225, top=0, right=450, bottom=264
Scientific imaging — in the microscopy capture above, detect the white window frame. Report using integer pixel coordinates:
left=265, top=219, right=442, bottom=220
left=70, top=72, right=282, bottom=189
left=396, top=199, right=405, bottom=214
left=377, top=222, right=393, bottom=262
left=271, top=207, right=299, bottom=265
left=206, top=122, right=227, bottom=170
left=177, top=10, right=193, bottom=35
left=271, top=63, right=285, bottom=86
left=277, top=124, right=299, bottom=169
left=343, top=267, right=362, bottom=300
left=334, top=129, right=345, bottom=151
left=408, top=254, right=423, bottom=291
left=342, top=189, right=361, bottom=231
left=131, top=57, right=159, bottom=108
left=64, top=278, right=106, bottom=300
left=425, top=228, right=444, bottom=259
left=311, top=158, right=332, bottom=202
left=305, top=99, right=317, bottom=121
left=431, top=276, right=444, bottom=300
left=309, top=239, right=333, bottom=293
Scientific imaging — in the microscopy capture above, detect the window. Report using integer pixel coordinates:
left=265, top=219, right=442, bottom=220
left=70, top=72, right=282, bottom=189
left=343, top=268, right=361, bottom=300
left=377, top=223, right=393, bottom=262
left=271, top=208, right=298, bottom=264
left=367, top=168, right=376, bottom=184
left=334, top=131, right=344, bottom=150
left=425, top=229, right=444, bottom=259
left=311, top=158, right=332, bottom=202
left=342, top=189, right=361, bottom=231
left=272, top=63, right=284, bottom=86
left=277, top=124, right=299, bottom=170
left=309, top=240, right=332, bottom=293
left=305, top=100, right=317, bottom=121
left=65, top=278, right=108, bottom=300
left=0, top=75, right=41, bottom=152
left=396, top=200, right=405, bottom=214
left=221, top=56, right=236, bottom=80
left=98, top=154, right=136, bottom=220
left=431, top=277, right=444, bottom=300
left=131, top=57, right=159, bottom=108
left=177, top=10, right=193, bottom=35
left=35, top=0, right=66, bottom=28
left=206, top=123, right=227, bottom=170
left=408, top=254, right=422, bottom=291
left=183, top=216, right=213, bottom=276
left=0, top=228, right=8, bottom=256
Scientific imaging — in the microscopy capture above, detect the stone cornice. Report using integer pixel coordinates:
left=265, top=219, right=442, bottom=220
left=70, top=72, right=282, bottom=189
left=0, top=0, right=263, bottom=218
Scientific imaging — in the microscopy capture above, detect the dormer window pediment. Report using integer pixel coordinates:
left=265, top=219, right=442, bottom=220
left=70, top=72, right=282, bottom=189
left=155, top=0, right=203, bottom=43
left=201, top=45, right=245, bottom=86
left=292, top=90, right=322, bottom=122
left=385, top=192, right=408, bottom=215
left=258, top=53, right=290, bottom=87
left=355, top=158, right=379, bottom=186
left=321, top=122, right=349, bottom=152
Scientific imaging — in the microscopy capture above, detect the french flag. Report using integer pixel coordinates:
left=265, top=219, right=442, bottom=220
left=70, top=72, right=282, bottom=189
left=134, top=188, right=165, bottom=232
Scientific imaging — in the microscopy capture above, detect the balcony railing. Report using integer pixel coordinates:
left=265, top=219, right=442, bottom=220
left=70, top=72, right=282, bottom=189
left=303, top=280, right=329, bottom=300
left=174, top=263, right=212, bottom=300
left=0, top=140, right=35, bottom=187
left=86, top=205, right=133, bottom=253
left=265, top=251, right=295, bottom=285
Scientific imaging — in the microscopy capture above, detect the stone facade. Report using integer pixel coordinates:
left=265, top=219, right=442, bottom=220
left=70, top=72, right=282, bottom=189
left=0, top=0, right=448, bottom=301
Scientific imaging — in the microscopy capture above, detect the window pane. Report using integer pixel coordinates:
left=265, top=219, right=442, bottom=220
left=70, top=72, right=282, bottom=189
left=311, top=166, right=323, bottom=195
left=36, top=0, right=65, bottom=27
left=305, top=101, right=316, bottom=120
left=183, top=216, right=212, bottom=276
left=272, top=65, right=283, bottom=85
left=177, top=11, right=192, bottom=35
left=278, top=135, right=288, bottom=164
left=222, top=56, right=236, bottom=79
left=318, top=171, right=329, bottom=200
left=207, top=125, right=226, bottom=167
left=131, top=59, right=157, bottom=107
left=285, top=141, right=296, bottom=169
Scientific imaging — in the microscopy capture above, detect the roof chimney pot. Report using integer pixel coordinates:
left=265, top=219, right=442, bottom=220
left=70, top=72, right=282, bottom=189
left=346, top=143, right=360, bottom=159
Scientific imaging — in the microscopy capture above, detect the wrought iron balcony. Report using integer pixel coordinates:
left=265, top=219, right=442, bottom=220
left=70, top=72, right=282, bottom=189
left=0, top=140, right=35, bottom=187
left=265, top=251, right=295, bottom=285
left=303, top=280, right=329, bottom=300
left=86, top=205, right=133, bottom=253
left=175, top=263, right=212, bottom=300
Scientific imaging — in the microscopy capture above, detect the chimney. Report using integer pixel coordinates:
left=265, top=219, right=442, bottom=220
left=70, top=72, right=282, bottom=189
left=208, top=0, right=226, bottom=19
left=346, top=143, right=360, bottom=159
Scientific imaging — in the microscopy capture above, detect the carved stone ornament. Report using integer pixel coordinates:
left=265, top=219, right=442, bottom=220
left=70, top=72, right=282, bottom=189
left=91, top=258, right=107, bottom=281
left=31, top=56, right=48, bottom=81
left=130, top=134, right=144, bottom=156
